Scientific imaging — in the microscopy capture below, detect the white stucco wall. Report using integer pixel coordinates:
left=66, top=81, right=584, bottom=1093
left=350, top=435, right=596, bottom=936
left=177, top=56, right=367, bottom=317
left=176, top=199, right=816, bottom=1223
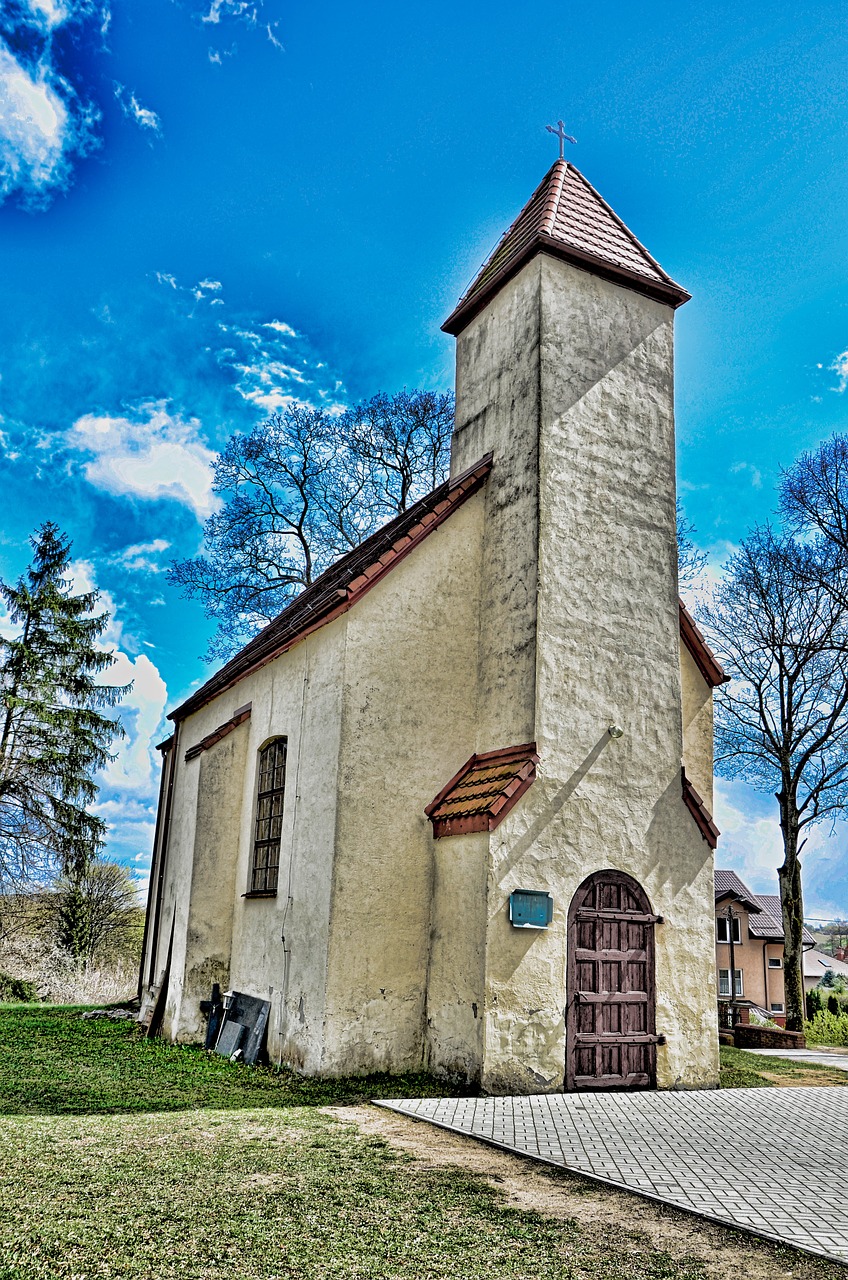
left=150, top=242, right=719, bottom=1094
left=450, top=259, right=541, bottom=750
left=453, top=255, right=719, bottom=1093
left=225, top=623, right=347, bottom=1071
left=426, top=831, right=488, bottom=1082
left=680, top=641, right=714, bottom=810
left=321, top=493, right=485, bottom=1075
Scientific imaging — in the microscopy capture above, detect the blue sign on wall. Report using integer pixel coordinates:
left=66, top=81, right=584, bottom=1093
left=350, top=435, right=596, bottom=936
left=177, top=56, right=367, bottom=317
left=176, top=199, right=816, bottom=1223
left=509, top=890, right=553, bottom=929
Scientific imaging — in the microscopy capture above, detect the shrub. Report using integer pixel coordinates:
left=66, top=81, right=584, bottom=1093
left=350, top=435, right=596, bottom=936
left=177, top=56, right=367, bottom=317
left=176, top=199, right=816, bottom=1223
left=828, top=994, right=840, bottom=1016
left=0, top=970, right=38, bottom=1002
left=807, top=987, right=825, bottom=1019
left=806, top=1009, right=848, bottom=1046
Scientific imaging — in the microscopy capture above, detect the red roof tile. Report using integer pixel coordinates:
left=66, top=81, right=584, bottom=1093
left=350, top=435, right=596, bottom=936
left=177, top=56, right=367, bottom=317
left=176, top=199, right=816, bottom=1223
left=170, top=454, right=493, bottom=723
left=443, top=160, right=690, bottom=336
left=426, top=743, right=539, bottom=839
left=679, top=601, right=729, bottom=688
left=682, top=768, right=720, bottom=849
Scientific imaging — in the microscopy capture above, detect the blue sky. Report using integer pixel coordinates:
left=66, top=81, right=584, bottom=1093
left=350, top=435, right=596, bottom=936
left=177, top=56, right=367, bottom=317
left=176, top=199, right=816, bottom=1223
left=1, top=1, right=847, bottom=915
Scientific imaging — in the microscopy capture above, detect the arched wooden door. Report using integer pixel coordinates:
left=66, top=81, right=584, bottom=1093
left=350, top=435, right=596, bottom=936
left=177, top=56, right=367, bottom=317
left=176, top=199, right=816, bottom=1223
left=566, top=870, right=660, bottom=1090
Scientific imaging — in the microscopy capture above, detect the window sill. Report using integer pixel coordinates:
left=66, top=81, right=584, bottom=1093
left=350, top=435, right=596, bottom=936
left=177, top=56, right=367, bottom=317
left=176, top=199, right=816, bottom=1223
left=242, top=890, right=278, bottom=899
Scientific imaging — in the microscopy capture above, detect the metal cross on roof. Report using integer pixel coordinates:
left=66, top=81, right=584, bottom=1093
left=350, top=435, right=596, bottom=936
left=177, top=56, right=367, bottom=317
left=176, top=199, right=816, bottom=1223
left=546, top=119, right=576, bottom=160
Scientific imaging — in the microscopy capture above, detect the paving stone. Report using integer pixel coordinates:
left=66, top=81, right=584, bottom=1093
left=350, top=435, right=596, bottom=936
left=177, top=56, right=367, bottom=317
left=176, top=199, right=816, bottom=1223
left=375, top=1088, right=848, bottom=1265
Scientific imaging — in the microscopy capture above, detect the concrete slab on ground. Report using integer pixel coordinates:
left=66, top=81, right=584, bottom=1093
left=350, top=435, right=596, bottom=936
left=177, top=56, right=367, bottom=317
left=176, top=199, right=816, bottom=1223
left=376, top=1089, right=848, bottom=1265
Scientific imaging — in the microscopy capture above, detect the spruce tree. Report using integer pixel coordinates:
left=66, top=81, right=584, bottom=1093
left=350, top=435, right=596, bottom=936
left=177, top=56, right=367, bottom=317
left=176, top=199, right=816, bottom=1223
left=0, top=524, right=129, bottom=887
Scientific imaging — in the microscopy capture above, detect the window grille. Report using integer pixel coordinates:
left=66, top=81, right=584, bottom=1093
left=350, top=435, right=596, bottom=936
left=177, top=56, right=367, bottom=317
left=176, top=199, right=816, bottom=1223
left=249, top=738, right=287, bottom=894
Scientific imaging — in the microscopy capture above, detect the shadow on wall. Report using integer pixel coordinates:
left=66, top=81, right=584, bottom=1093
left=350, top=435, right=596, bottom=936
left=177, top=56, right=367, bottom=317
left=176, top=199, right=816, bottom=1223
left=495, top=733, right=611, bottom=882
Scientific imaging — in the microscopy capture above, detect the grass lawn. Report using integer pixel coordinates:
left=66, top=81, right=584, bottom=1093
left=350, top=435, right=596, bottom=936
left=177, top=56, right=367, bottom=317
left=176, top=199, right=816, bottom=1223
left=719, top=1044, right=848, bottom=1089
left=0, top=1006, right=842, bottom=1280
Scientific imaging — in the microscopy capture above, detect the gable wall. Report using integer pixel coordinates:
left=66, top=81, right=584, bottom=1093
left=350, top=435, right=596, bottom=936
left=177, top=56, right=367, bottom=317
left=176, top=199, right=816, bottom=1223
left=320, top=492, right=485, bottom=1074
left=715, top=904, right=786, bottom=1013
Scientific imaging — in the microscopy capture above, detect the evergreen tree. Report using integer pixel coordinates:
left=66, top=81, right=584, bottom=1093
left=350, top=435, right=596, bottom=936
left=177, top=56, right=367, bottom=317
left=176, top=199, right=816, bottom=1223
left=0, top=524, right=129, bottom=888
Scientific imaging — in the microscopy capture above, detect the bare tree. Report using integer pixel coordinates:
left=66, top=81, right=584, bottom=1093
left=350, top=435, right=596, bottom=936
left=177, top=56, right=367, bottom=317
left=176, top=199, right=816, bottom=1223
left=781, top=433, right=848, bottom=549
left=701, top=528, right=848, bottom=1030
left=170, top=390, right=454, bottom=660
left=676, top=499, right=708, bottom=591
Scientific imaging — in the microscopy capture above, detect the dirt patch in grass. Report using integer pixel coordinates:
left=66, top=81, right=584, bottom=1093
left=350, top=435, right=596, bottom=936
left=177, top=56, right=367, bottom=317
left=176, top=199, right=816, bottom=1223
left=329, top=1104, right=847, bottom=1280
left=720, top=1045, right=848, bottom=1090
left=758, top=1067, right=848, bottom=1087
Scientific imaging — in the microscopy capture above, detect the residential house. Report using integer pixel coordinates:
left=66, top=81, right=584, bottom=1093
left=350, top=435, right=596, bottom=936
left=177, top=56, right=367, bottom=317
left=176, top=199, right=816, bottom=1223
left=714, top=868, right=815, bottom=1024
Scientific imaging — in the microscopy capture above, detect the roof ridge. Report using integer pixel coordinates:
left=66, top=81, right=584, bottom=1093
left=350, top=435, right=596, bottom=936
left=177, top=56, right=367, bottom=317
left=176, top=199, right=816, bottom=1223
left=539, top=158, right=568, bottom=238
left=567, top=165, right=675, bottom=286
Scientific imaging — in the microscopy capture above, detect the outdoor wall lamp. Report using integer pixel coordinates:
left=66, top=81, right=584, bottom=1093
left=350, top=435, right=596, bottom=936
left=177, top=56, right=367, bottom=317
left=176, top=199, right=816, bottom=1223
left=608, top=725, right=624, bottom=739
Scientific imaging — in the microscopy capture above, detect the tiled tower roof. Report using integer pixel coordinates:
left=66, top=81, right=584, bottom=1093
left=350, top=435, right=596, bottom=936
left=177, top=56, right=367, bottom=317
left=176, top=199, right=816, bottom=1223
left=443, top=160, right=690, bottom=335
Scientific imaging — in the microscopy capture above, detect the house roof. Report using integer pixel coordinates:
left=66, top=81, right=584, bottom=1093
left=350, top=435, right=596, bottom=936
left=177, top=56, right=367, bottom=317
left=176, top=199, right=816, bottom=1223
left=171, top=454, right=493, bottom=722
left=714, top=868, right=762, bottom=913
left=750, top=894, right=816, bottom=946
left=805, top=948, right=848, bottom=979
left=679, top=602, right=730, bottom=688
left=714, top=873, right=818, bottom=944
left=425, top=743, right=539, bottom=839
left=442, top=160, right=690, bottom=336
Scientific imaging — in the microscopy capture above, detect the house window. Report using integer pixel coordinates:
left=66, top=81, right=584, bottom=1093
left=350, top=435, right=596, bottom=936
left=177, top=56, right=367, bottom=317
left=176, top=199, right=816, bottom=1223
left=768, top=957, right=782, bottom=969
left=716, top=916, right=741, bottom=943
left=249, top=738, right=287, bottom=895
left=770, top=1003, right=784, bottom=1013
left=718, top=968, right=743, bottom=997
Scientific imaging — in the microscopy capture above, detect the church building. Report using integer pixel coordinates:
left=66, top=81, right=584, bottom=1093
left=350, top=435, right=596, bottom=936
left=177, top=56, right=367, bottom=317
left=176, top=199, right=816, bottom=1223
left=140, top=156, right=726, bottom=1092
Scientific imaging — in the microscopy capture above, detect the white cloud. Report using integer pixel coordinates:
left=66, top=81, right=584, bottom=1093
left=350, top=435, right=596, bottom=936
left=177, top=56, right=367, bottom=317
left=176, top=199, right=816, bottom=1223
left=201, top=0, right=260, bottom=24
left=200, top=0, right=282, bottom=51
left=264, top=319, right=297, bottom=337
left=729, top=460, right=762, bottom=489
left=114, top=84, right=161, bottom=135
left=198, top=279, right=222, bottom=292
left=0, top=4, right=105, bottom=208
left=66, top=402, right=219, bottom=520
left=102, top=650, right=168, bottom=794
left=831, top=350, right=848, bottom=394
left=68, top=556, right=126, bottom=648
left=113, top=538, right=171, bottom=574
left=24, top=1, right=70, bottom=31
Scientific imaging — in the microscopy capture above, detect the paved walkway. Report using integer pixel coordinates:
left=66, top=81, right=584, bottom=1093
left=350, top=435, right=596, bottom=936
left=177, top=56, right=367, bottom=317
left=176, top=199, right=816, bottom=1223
left=377, top=1089, right=848, bottom=1265
left=746, top=1046, right=848, bottom=1072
